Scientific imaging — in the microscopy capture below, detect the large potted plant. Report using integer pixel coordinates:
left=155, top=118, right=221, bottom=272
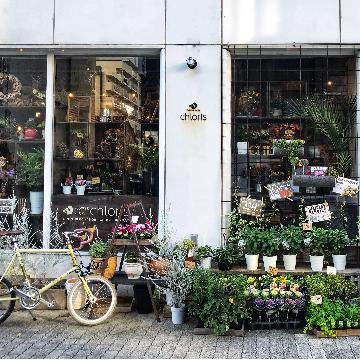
left=240, top=226, right=262, bottom=271
left=213, top=244, right=241, bottom=271
left=260, top=227, right=281, bottom=271
left=327, top=228, right=351, bottom=271
left=16, top=148, right=44, bottom=214
left=89, top=240, right=107, bottom=275
left=305, top=227, right=328, bottom=271
left=196, top=245, right=213, bottom=269
left=278, top=225, right=304, bottom=271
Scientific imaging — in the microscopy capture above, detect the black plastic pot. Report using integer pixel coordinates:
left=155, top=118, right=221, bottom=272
left=218, top=261, right=232, bottom=271
left=133, top=284, right=153, bottom=314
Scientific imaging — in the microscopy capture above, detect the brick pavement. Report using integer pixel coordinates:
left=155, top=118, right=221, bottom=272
left=1, top=311, right=360, bottom=359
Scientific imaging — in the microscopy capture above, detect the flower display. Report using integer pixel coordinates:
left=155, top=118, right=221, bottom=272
left=112, top=219, right=156, bottom=240
left=74, top=179, right=86, bottom=186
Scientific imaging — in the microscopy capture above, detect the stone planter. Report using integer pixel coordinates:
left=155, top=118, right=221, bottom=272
left=332, top=254, right=347, bottom=271
left=292, top=175, right=335, bottom=188
left=123, top=262, right=143, bottom=279
left=245, top=254, right=259, bottom=271
left=283, top=254, right=297, bottom=271
left=310, top=255, right=324, bottom=272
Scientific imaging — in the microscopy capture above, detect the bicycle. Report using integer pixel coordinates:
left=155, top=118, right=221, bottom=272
left=0, top=228, right=117, bottom=326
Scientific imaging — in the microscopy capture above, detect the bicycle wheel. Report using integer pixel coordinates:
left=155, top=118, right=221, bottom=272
left=67, top=275, right=117, bottom=326
left=0, top=277, right=16, bottom=324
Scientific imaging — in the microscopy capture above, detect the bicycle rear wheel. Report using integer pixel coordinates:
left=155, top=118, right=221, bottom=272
left=0, top=277, right=16, bottom=324
left=67, top=275, right=117, bottom=326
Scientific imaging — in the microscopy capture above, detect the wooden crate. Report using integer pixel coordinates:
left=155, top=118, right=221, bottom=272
left=313, top=329, right=360, bottom=338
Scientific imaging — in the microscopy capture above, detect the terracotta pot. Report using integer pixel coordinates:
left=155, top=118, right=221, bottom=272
left=148, top=259, right=168, bottom=274
left=24, top=128, right=38, bottom=139
left=103, top=256, right=117, bottom=279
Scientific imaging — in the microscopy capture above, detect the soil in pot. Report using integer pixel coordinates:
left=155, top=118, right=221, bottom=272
left=133, top=284, right=153, bottom=314
left=218, top=261, right=232, bottom=271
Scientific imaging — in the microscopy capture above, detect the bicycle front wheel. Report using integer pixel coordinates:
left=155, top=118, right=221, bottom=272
left=0, top=277, right=16, bottom=324
left=67, top=275, right=117, bottom=326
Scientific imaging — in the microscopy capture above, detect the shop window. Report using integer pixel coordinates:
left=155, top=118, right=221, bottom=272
left=0, top=56, right=46, bottom=248
left=53, top=56, right=159, bottom=236
left=231, top=54, right=359, bottom=255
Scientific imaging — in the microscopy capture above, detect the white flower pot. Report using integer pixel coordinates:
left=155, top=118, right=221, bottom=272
left=29, top=191, right=44, bottom=214
left=75, top=185, right=86, bottom=195
left=62, top=185, right=72, bottom=195
left=237, top=142, right=248, bottom=155
left=245, top=254, right=259, bottom=271
left=263, top=255, right=277, bottom=271
left=171, top=305, right=185, bottom=325
left=283, top=254, right=297, bottom=271
left=200, top=257, right=212, bottom=269
left=310, top=255, right=324, bottom=272
left=123, top=262, right=143, bottom=279
left=332, top=254, right=347, bottom=271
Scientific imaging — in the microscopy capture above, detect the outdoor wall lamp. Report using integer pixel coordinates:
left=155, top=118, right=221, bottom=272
left=186, top=57, right=197, bottom=69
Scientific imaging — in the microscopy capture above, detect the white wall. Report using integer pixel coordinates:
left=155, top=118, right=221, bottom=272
left=223, top=0, right=341, bottom=44
left=164, top=45, right=222, bottom=247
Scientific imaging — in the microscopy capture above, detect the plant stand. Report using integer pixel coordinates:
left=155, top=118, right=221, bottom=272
left=101, top=200, right=160, bottom=322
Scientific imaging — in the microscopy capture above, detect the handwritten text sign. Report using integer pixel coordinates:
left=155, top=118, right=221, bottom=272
left=332, top=177, right=359, bottom=197
left=305, top=202, right=331, bottom=223
left=238, top=197, right=264, bottom=217
left=266, top=181, right=293, bottom=201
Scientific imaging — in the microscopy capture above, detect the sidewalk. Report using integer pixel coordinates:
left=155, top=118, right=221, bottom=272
left=1, top=311, right=360, bottom=359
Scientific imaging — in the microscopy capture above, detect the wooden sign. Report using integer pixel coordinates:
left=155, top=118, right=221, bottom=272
left=238, top=197, right=264, bottom=217
left=305, top=202, right=331, bottom=223
left=266, top=181, right=293, bottom=201
left=332, top=177, right=359, bottom=197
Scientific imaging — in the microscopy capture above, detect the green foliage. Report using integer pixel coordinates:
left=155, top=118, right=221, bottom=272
left=16, top=148, right=44, bottom=190
left=240, top=225, right=263, bottom=255
left=213, top=244, right=242, bottom=265
left=124, top=252, right=140, bottom=263
left=327, top=228, right=351, bottom=254
left=306, top=227, right=330, bottom=256
left=197, top=245, right=213, bottom=259
left=278, top=225, right=304, bottom=255
left=273, top=139, right=305, bottom=169
left=304, top=274, right=358, bottom=301
left=89, top=240, right=107, bottom=258
left=190, top=269, right=248, bottom=335
left=287, top=95, right=356, bottom=176
left=259, top=227, right=281, bottom=257
left=182, top=239, right=197, bottom=251
left=129, top=144, right=159, bottom=169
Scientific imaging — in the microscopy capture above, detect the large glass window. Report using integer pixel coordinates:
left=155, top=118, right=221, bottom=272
left=0, top=56, right=46, bottom=247
left=53, top=56, right=160, bottom=236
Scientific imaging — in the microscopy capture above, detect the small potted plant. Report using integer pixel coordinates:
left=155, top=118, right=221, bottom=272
left=16, top=148, right=44, bottom=214
left=89, top=240, right=107, bottom=275
left=23, top=118, right=38, bottom=140
left=182, top=238, right=197, bottom=261
left=278, top=225, right=304, bottom=271
left=327, top=228, right=351, bottom=271
left=305, top=227, right=328, bottom=271
left=260, top=227, right=281, bottom=271
left=61, top=176, right=73, bottom=195
left=213, top=244, right=240, bottom=271
left=197, top=245, right=213, bottom=269
left=240, top=226, right=262, bottom=271
left=123, top=252, right=143, bottom=279
left=74, top=179, right=86, bottom=195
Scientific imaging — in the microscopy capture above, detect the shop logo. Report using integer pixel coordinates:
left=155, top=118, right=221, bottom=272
left=180, top=103, right=207, bottom=121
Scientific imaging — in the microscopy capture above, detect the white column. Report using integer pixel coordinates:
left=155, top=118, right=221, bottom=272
left=42, top=53, right=55, bottom=249
left=158, top=48, right=166, bottom=239
left=357, top=53, right=360, bottom=210
left=221, top=49, right=232, bottom=244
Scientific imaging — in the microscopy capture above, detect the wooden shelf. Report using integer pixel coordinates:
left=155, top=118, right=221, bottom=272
left=54, top=157, right=122, bottom=161
left=0, top=139, right=45, bottom=144
left=112, top=238, right=153, bottom=246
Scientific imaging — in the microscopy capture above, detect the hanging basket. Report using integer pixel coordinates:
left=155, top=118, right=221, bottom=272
left=292, top=175, right=335, bottom=188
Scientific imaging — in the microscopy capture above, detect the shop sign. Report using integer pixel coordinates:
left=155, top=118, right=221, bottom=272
left=238, top=197, right=264, bottom=217
left=180, top=103, right=207, bottom=121
left=265, top=181, right=293, bottom=201
left=332, top=177, right=359, bottom=197
left=305, top=202, right=331, bottom=223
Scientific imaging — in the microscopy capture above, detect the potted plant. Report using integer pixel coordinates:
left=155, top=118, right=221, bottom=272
left=272, top=139, right=305, bottom=174
left=240, top=225, right=262, bottom=271
left=213, top=244, right=241, bottom=271
left=16, top=148, right=44, bottom=214
left=74, top=179, right=86, bottom=195
left=23, top=118, right=38, bottom=140
left=182, top=238, right=197, bottom=261
left=278, top=225, right=304, bottom=271
left=123, top=252, right=143, bottom=279
left=89, top=240, right=107, bottom=275
left=56, top=142, right=69, bottom=159
left=260, top=227, right=281, bottom=271
left=197, top=245, right=213, bottom=269
left=327, top=228, right=351, bottom=271
left=61, top=176, right=73, bottom=195
left=305, top=227, right=328, bottom=271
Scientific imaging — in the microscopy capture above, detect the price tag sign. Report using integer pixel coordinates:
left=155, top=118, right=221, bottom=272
left=310, top=166, right=328, bottom=176
left=266, top=181, right=293, bottom=201
left=302, top=222, right=313, bottom=231
left=76, top=174, right=83, bottom=180
left=332, top=177, right=359, bottom=197
left=305, top=202, right=331, bottom=223
left=327, top=266, right=337, bottom=275
left=91, top=177, right=100, bottom=185
left=238, top=197, right=264, bottom=217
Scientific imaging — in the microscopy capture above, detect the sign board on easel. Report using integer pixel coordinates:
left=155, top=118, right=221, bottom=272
left=332, top=177, right=359, bottom=197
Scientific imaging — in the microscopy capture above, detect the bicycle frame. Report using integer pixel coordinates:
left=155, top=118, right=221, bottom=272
left=0, top=241, right=93, bottom=302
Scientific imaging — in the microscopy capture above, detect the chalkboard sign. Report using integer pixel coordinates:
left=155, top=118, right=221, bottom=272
left=266, top=181, right=293, bottom=201
left=305, top=202, right=331, bottom=223
left=238, top=197, right=264, bottom=217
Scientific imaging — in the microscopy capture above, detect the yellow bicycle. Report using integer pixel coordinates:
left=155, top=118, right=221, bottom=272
left=0, top=229, right=117, bottom=325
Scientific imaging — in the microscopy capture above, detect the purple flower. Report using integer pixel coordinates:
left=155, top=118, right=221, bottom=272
left=265, top=298, right=277, bottom=310
left=6, top=169, right=15, bottom=178
left=253, top=297, right=265, bottom=310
